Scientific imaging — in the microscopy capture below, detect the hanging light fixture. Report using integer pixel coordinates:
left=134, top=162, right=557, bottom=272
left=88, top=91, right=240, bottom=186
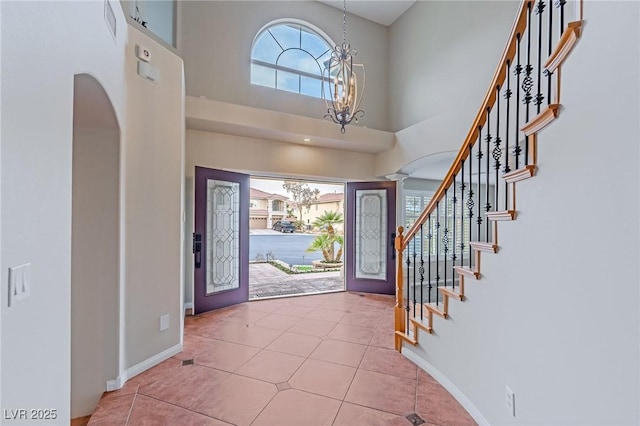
left=322, top=0, right=365, bottom=134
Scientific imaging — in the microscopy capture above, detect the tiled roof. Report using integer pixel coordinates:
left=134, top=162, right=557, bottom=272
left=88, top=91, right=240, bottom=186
left=314, top=192, right=344, bottom=203
left=250, top=188, right=289, bottom=200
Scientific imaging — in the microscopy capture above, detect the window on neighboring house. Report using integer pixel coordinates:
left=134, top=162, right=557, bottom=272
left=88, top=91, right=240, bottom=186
left=404, top=190, right=470, bottom=257
left=251, top=21, right=334, bottom=99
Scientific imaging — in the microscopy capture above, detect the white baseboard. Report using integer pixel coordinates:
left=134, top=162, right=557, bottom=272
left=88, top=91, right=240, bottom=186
left=402, top=344, right=490, bottom=426
left=184, top=302, right=193, bottom=313
left=105, top=343, right=183, bottom=391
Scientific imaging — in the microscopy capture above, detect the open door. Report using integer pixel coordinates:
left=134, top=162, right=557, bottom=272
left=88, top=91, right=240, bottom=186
left=345, top=181, right=396, bottom=294
left=194, top=166, right=249, bottom=314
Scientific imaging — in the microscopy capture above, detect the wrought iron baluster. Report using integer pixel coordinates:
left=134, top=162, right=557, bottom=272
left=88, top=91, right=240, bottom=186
left=419, top=224, right=424, bottom=320
left=467, top=145, right=474, bottom=264
left=546, top=1, right=553, bottom=104
left=523, top=2, right=533, bottom=165
left=493, top=86, right=502, bottom=211
left=476, top=127, right=483, bottom=244
left=427, top=216, right=432, bottom=304
left=514, top=34, right=523, bottom=169
left=412, top=238, right=417, bottom=319
left=484, top=115, right=492, bottom=241
left=405, top=246, right=411, bottom=331
left=436, top=202, right=441, bottom=306
left=452, top=177, right=457, bottom=290
left=443, top=189, right=449, bottom=289
left=535, top=0, right=546, bottom=112
left=504, top=60, right=512, bottom=208
left=460, top=160, right=466, bottom=275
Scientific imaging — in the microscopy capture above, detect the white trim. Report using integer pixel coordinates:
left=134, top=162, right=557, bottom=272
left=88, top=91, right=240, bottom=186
left=105, top=343, right=182, bottom=391
left=402, top=344, right=490, bottom=426
left=184, top=302, right=193, bottom=313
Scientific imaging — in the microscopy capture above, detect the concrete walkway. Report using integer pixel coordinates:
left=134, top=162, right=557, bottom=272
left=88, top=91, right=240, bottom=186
left=249, top=262, right=343, bottom=299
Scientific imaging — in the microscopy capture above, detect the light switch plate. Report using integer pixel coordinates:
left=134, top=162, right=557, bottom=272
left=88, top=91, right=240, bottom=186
left=8, top=263, right=31, bottom=307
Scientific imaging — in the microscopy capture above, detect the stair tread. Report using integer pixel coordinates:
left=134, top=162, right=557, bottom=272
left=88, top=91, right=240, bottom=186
left=395, top=330, right=417, bottom=346
left=440, top=287, right=464, bottom=301
left=503, top=165, right=537, bottom=183
left=425, top=303, right=447, bottom=319
left=470, top=241, right=498, bottom=253
left=410, top=317, right=433, bottom=334
left=486, top=210, right=516, bottom=221
left=454, top=266, right=479, bottom=279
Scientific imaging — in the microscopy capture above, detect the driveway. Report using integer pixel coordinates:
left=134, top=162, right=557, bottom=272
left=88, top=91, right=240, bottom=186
left=249, top=231, right=325, bottom=266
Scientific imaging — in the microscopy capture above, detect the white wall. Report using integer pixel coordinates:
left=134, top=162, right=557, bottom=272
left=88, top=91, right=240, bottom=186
left=123, top=26, right=185, bottom=369
left=1, top=1, right=127, bottom=423
left=2, top=2, right=185, bottom=422
left=376, top=1, right=519, bottom=177
left=71, top=125, right=120, bottom=417
left=177, top=1, right=390, bottom=131
left=405, top=2, right=640, bottom=424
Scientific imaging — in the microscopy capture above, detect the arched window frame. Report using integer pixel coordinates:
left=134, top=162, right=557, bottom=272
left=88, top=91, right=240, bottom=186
left=250, top=19, right=336, bottom=99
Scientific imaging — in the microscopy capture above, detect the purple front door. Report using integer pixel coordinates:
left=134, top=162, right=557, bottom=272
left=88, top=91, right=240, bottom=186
left=345, top=181, right=396, bottom=294
left=194, top=166, right=249, bottom=314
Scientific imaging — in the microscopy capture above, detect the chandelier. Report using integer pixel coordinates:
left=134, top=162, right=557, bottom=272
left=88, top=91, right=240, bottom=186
left=322, top=0, right=365, bottom=133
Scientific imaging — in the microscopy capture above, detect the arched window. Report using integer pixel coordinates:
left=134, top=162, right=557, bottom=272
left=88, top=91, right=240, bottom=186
left=251, top=21, right=334, bottom=99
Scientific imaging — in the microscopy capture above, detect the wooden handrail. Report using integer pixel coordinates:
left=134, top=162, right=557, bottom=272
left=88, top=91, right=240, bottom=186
left=400, top=0, right=534, bottom=250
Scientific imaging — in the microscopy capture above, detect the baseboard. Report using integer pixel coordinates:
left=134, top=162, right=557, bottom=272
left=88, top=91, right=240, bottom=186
left=184, top=302, right=193, bottom=312
left=105, top=343, right=183, bottom=391
left=402, top=344, right=490, bottom=426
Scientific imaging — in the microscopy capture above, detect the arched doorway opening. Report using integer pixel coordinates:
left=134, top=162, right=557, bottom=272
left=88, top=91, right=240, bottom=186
left=71, top=74, right=120, bottom=417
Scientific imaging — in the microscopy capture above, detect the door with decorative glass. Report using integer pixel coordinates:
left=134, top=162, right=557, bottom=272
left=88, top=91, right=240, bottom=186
left=194, top=167, right=249, bottom=314
left=345, top=181, right=396, bottom=294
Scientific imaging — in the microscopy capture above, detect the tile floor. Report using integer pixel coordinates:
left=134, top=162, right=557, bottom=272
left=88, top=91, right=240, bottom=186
left=86, top=292, right=476, bottom=426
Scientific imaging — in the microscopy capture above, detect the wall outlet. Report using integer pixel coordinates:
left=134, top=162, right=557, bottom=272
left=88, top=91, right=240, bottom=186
left=160, top=314, right=170, bottom=331
left=505, top=386, right=516, bottom=417
left=8, top=263, right=31, bottom=307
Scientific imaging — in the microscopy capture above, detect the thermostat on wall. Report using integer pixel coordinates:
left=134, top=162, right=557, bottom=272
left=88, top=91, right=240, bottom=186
left=136, top=44, right=151, bottom=62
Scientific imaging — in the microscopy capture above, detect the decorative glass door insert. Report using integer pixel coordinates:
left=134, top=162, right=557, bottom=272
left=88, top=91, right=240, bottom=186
left=355, top=189, right=387, bottom=280
left=206, top=179, right=240, bottom=294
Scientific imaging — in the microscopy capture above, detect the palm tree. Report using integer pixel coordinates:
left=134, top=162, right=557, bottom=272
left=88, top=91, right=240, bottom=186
left=307, top=211, right=344, bottom=263
left=306, top=234, right=332, bottom=262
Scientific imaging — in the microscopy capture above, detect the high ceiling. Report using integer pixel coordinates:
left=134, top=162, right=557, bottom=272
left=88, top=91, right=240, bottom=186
left=317, top=1, right=416, bottom=26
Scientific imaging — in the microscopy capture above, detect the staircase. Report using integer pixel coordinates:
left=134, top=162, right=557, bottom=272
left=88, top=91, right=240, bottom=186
left=394, top=0, right=583, bottom=350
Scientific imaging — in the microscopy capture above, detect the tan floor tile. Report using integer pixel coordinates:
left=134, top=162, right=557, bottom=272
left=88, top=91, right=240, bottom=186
left=289, top=358, right=356, bottom=400
left=309, top=339, right=367, bottom=367
left=360, top=346, right=418, bottom=379
left=273, top=305, right=315, bottom=317
left=370, top=328, right=396, bottom=349
left=254, top=313, right=300, bottom=330
left=345, top=369, right=417, bottom=416
left=287, top=317, right=337, bottom=337
left=248, top=298, right=289, bottom=313
left=328, top=323, right=375, bottom=345
left=87, top=393, right=134, bottom=426
left=304, top=307, right=346, bottom=323
left=252, top=389, right=341, bottom=426
left=339, top=311, right=383, bottom=329
left=138, top=364, right=230, bottom=409
left=416, top=379, right=477, bottom=426
left=191, top=374, right=277, bottom=426
left=127, top=394, right=230, bottom=425
left=216, top=305, right=270, bottom=325
left=266, top=331, right=321, bottom=357
left=235, top=349, right=305, bottom=383
left=205, top=321, right=283, bottom=348
left=192, top=338, right=261, bottom=372
left=333, top=402, right=410, bottom=426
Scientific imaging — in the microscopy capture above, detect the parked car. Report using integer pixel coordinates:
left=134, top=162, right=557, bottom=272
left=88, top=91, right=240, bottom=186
left=272, top=220, right=296, bottom=233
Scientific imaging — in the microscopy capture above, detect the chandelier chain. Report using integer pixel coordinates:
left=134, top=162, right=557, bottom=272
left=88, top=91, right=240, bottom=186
left=342, top=0, right=347, bottom=45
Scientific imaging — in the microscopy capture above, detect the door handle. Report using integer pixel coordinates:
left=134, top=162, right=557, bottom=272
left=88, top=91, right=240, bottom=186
left=193, top=233, right=202, bottom=269
left=391, top=233, right=396, bottom=260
